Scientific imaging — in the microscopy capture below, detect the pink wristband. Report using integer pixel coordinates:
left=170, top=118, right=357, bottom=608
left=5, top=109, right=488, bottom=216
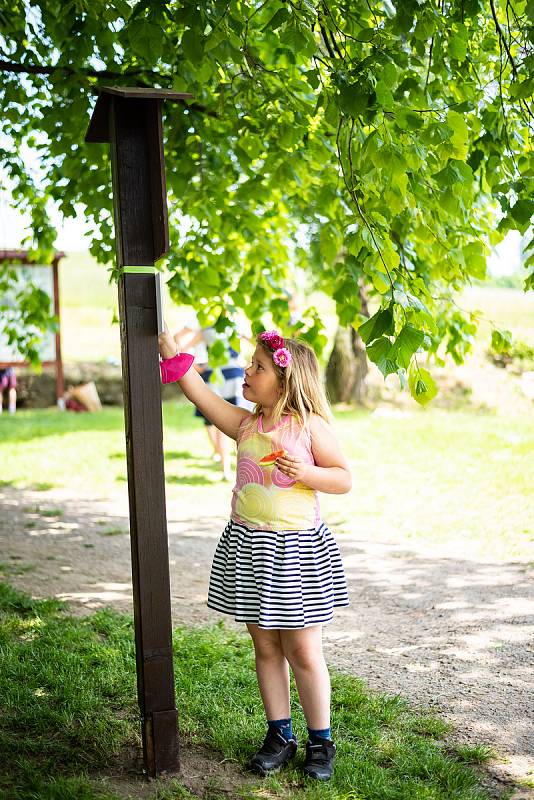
left=160, top=353, right=195, bottom=384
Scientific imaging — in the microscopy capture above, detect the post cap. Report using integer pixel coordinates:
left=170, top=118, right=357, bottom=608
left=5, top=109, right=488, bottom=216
left=85, top=86, right=193, bottom=143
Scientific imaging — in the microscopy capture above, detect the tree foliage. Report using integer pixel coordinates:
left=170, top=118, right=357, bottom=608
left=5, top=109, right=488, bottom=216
left=1, top=0, right=532, bottom=402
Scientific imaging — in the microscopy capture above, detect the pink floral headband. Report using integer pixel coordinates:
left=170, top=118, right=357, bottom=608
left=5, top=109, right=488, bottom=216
left=258, top=330, right=292, bottom=368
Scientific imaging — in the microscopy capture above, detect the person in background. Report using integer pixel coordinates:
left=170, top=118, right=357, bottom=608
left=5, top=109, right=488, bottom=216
left=173, top=318, right=253, bottom=481
left=288, top=290, right=302, bottom=327
left=0, top=367, right=16, bottom=414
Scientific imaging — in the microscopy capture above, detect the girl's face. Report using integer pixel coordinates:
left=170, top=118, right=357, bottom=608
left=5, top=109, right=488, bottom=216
left=243, top=347, right=282, bottom=408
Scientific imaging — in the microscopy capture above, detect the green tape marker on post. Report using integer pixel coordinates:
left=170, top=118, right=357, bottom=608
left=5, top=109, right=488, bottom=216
left=123, top=266, right=157, bottom=274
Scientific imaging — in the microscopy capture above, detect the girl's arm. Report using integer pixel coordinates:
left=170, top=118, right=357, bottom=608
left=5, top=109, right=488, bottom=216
left=307, top=415, right=352, bottom=493
left=159, top=329, right=251, bottom=441
left=277, top=415, right=351, bottom=494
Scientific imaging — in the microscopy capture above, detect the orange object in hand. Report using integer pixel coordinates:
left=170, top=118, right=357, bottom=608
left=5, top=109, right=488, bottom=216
left=259, top=449, right=286, bottom=465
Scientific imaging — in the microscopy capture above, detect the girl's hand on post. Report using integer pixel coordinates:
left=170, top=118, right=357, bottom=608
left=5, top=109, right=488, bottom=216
left=275, top=453, right=308, bottom=482
left=158, top=322, right=178, bottom=360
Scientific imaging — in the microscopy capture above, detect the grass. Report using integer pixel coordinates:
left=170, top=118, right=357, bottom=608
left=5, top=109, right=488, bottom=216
left=99, top=527, right=128, bottom=536
left=1, top=402, right=533, bottom=560
left=23, top=505, right=64, bottom=518
left=31, top=481, right=56, bottom=491
left=0, top=561, right=36, bottom=576
left=0, top=581, right=494, bottom=800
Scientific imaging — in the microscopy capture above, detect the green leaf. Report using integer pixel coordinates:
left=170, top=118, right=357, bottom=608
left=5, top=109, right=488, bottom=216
left=408, top=365, right=438, bottom=405
left=375, top=81, right=395, bottom=110
left=448, top=31, right=467, bottom=60
left=205, top=28, right=227, bottom=51
left=395, top=109, right=425, bottom=130
left=448, top=23, right=469, bottom=61
left=463, top=242, right=487, bottom=279
left=182, top=28, right=203, bottom=64
left=263, top=7, right=291, bottom=31
left=389, top=324, right=425, bottom=369
left=357, top=27, right=375, bottom=42
left=433, top=160, right=472, bottom=186
left=371, top=271, right=390, bottom=294
left=358, top=305, right=395, bottom=344
left=491, top=328, right=512, bottom=354
left=338, top=305, right=360, bottom=326
left=509, top=76, right=534, bottom=99
left=209, top=339, right=227, bottom=362
left=304, top=69, right=320, bottom=90
left=382, top=239, right=401, bottom=270
left=366, top=336, right=398, bottom=376
left=447, top=110, right=469, bottom=144
left=127, top=20, right=164, bottom=61
left=510, top=198, right=534, bottom=230
left=381, top=62, right=398, bottom=88
left=338, top=83, right=371, bottom=117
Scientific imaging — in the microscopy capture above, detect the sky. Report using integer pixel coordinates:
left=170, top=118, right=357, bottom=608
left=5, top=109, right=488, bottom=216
left=0, top=188, right=524, bottom=277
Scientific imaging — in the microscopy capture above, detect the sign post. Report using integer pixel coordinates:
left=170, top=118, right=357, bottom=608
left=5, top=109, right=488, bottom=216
left=85, top=86, right=192, bottom=777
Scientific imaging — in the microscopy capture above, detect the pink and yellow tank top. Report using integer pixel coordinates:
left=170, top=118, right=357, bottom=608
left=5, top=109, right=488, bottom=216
left=230, top=413, right=320, bottom=532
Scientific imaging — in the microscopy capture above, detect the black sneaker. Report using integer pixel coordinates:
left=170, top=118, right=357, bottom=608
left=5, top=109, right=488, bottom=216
left=247, top=728, right=298, bottom=776
left=303, top=738, right=336, bottom=781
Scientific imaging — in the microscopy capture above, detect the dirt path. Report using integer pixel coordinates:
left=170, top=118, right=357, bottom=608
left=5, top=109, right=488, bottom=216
left=1, top=485, right=532, bottom=798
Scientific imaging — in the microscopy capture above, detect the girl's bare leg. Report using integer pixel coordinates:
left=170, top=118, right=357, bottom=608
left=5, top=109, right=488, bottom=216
left=280, top=625, right=330, bottom=730
left=206, top=424, right=219, bottom=457
left=215, top=427, right=233, bottom=480
left=206, top=425, right=233, bottom=479
left=246, top=623, right=291, bottom=719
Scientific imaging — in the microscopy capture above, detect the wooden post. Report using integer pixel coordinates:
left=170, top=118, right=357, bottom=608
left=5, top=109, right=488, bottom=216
left=85, top=86, right=192, bottom=778
left=52, top=257, right=65, bottom=405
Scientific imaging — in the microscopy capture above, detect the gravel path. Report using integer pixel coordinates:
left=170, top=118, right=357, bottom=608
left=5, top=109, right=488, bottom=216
left=1, top=485, right=532, bottom=798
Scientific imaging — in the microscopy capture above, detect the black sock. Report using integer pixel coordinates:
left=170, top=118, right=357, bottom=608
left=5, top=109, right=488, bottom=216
left=268, top=717, right=293, bottom=741
left=308, top=726, right=331, bottom=743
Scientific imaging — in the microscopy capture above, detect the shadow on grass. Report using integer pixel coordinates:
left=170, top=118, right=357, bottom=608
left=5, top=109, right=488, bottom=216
left=0, top=402, right=198, bottom=445
left=166, top=474, right=216, bottom=486
left=0, top=408, right=125, bottom=444
left=115, top=470, right=220, bottom=486
left=164, top=450, right=195, bottom=460
left=0, top=581, right=499, bottom=800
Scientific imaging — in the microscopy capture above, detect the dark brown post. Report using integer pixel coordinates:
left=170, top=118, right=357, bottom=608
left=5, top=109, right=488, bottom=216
left=85, top=86, right=192, bottom=778
left=52, top=257, right=65, bottom=404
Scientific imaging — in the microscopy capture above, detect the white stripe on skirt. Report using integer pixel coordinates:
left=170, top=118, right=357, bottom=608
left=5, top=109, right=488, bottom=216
left=207, top=519, right=350, bottom=629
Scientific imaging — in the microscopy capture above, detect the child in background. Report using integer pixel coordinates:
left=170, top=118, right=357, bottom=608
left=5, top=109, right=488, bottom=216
left=172, top=318, right=252, bottom=481
left=0, top=367, right=16, bottom=414
left=159, top=328, right=351, bottom=781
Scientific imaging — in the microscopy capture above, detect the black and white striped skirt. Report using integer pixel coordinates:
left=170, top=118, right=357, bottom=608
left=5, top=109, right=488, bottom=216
left=207, top=519, right=350, bottom=629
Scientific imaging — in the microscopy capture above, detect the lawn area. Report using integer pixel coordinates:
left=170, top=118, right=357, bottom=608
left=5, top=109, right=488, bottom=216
left=0, top=581, right=495, bottom=800
left=1, top=403, right=532, bottom=561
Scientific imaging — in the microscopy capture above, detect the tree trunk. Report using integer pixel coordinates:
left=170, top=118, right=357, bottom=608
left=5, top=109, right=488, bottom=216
left=325, top=282, right=369, bottom=406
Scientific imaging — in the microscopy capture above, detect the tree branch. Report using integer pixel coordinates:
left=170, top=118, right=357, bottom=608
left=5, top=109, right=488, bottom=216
left=0, top=60, right=219, bottom=118
left=320, top=24, right=336, bottom=58
left=425, top=36, right=434, bottom=90
left=336, top=116, right=395, bottom=300
left=489, top=0, right=518, bottom=78
left=0, top=59, right=159, bottom=79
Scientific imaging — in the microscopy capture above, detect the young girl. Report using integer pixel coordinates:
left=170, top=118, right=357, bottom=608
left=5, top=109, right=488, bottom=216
left=159, top=327, right=351, bottom=782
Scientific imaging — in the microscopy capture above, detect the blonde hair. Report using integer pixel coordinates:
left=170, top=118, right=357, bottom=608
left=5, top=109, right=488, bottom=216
left=242, top=336, right=332, bottom=435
